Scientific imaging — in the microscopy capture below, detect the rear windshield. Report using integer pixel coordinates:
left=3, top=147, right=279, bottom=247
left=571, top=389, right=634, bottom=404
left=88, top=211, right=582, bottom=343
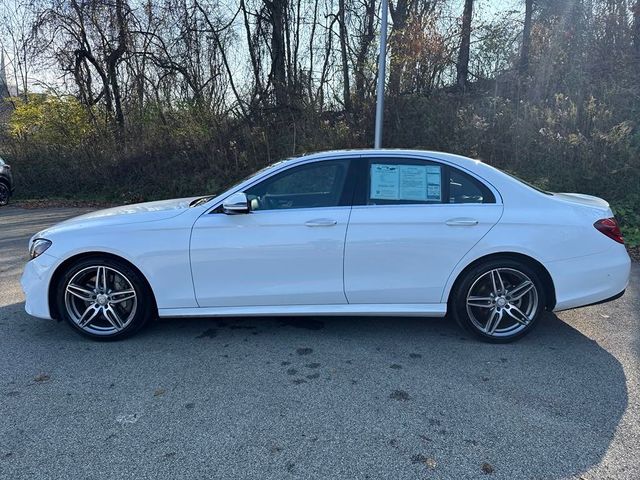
left=503, top=170, right=552, bottom=195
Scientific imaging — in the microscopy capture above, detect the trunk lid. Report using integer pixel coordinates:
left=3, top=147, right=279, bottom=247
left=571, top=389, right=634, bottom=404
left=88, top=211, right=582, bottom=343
left=552, top=192, right=611, bottom=211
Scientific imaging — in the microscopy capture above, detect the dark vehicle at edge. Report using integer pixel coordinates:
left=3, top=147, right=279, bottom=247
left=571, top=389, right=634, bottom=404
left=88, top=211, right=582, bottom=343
left=0, top=156, right=14, bottom=206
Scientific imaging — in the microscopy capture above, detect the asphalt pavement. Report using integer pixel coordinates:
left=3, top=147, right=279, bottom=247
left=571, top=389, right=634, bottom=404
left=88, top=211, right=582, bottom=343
left=1, top=206, right=639, bottom=479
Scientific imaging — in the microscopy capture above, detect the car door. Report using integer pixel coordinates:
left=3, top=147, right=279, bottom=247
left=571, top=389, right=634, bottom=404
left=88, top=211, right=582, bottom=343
left=190, top=158, right=355, bottom=307
left=343, top=156, right=503, bottom=304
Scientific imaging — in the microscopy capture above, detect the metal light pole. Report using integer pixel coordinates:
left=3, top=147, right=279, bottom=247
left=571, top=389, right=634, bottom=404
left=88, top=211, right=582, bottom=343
left=374, top=0, right=389, bottom=149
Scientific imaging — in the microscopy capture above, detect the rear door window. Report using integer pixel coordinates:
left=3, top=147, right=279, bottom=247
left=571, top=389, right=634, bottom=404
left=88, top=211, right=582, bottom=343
left=354, top=158, right=495, bottom=205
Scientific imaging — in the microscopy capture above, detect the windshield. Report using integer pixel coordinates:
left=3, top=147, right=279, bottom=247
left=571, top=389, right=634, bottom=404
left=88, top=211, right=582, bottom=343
left=189, top=159, right=289, bottom=207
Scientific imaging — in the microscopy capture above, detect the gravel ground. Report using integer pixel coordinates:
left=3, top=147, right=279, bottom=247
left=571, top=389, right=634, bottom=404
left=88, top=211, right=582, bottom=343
left=1, top=206, right=638, bottom=480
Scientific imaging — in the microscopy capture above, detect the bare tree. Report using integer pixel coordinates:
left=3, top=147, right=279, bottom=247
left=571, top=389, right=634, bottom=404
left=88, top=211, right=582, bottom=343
left=519, top=0, right=534, bottom=74
left=36, top=0, right=134, bottom=129
left=264, top=0, right=289, bottom=108
left=388, top=0, right=410, bottom=97
left=456, top=0, right=473, bottom=89
left=0, top=0, right=39, bottom=100
left=352, top=0, right=377, bottom=106
left=388, top=0, right=439, bottom=96
left=337, top=0, right=351, bottom=111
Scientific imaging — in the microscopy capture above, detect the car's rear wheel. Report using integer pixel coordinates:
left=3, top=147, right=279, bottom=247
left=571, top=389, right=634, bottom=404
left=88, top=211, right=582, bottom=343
left=55, top=257, right=154, bottom=340
left=451, top=258, right=546, bottom=343
left=0, top=182, right=10, bottom=206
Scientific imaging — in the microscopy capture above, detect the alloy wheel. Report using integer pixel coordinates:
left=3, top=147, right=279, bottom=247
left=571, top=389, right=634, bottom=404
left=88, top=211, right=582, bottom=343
left=64, top=265, right=138, bottom=336
left=465, top=268, right=539, bottom=338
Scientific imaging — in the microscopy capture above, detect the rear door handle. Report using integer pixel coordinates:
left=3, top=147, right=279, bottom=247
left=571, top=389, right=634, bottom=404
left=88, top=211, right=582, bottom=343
left=305, top=219, right=338, bottom=227
left=445, top=218, right=479, bottom=226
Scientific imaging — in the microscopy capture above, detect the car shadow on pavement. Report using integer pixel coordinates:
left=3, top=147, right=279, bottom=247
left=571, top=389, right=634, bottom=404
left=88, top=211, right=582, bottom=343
left=0, top=303, right=628, bottom=479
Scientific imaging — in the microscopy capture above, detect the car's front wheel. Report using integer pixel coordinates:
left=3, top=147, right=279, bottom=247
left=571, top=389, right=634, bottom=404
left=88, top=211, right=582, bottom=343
left=451, top=258, right=546, bottom=343
left=55, top=257, right=154, bottom=340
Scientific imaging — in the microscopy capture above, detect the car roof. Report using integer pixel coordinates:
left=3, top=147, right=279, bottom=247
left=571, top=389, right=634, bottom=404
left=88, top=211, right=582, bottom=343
left=283, top=148, right=487, bottom=174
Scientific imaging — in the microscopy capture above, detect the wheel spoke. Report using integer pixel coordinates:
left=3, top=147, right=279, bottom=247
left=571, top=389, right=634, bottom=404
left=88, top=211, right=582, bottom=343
left=103, top=306, right=124, bottom=330
left=109, top=289, right=136, bottom=304
left=95, top=266, right=108, bottom=292
left=467, top=296, right=494, bottom=308
left=509, top=280, right=534, bottom=301
left=78, top=304, right=100, bottom=327
left=490, top=269, right=505, bottom=296
left=505, top=305, right=530, bottom=326
left=66, top=284, right=94, bottom=302
left=484, top=308, right=503, bottom=334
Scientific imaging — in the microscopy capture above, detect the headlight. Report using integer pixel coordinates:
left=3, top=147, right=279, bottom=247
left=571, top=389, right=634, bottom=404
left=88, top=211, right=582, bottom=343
left=29, top=239, right=52, bottom=260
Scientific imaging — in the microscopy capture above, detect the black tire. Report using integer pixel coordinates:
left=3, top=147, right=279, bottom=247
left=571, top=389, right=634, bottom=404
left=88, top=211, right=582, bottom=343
left=54, top=256, right=155, bottom=340
left=450, top=258, right=546, bottom=343
left=0, top=182, right=10, bottom=206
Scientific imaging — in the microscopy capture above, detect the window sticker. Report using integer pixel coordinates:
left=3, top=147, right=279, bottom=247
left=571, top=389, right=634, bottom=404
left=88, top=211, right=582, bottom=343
left=370, top=164, right=400, bottom=200
left=370, top=163, right=442, bottom=202
left=399, top=165, right=428, bottom=201
left=426, top=165, right=442, bottom=201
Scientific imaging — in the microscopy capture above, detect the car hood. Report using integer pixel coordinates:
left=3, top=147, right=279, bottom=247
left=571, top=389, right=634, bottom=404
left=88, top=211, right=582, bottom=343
left=35, top=197, right=198, bottom=239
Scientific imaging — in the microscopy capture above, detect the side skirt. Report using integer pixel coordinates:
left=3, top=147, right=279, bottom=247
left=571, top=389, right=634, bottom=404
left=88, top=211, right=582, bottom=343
left=158, top=303, right=448, bottom=318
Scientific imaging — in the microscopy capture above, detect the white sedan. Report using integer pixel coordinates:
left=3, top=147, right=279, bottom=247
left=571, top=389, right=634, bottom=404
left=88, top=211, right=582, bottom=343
left=21, top=149, right=631, bottom=342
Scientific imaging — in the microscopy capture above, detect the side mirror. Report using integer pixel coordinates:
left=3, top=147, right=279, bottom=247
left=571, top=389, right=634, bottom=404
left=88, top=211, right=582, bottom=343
left=222, top=192, right=250, bottom=214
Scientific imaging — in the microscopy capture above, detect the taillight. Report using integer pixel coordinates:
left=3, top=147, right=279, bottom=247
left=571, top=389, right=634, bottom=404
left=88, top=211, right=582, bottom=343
left=594, top=218, right=624, bottom=244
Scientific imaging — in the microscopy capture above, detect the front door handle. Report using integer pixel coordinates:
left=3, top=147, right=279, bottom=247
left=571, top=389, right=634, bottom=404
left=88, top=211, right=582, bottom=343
left=305, top=219, right=338, bottom=227
left=446, top=218, right=479, bottom=226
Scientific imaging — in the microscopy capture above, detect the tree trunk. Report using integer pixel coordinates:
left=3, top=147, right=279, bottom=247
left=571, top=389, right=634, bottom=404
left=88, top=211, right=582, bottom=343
left=267, top=0, right=288, bottom=108
left=519, top=0, right=534, bottom=74
left=338, top=0, right=352, bottom=111
left=456, top=0, right=473, bottom=90
left=388, top=0, right=409, bottom=97
left=240, top=0, right=263, bottom=103
left=308, top=0, right=319, bottom=104
left=107, top=0, right=127, bottom=130
left=354, top=0, right=376, bottom=105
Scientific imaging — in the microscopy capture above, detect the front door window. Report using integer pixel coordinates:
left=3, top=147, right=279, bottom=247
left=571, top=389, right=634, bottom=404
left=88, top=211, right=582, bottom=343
left=245, top=160, right=350, bottom=211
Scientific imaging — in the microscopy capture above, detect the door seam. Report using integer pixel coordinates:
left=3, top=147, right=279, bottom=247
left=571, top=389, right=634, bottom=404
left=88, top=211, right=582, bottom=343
left=341, top=206, right=354, bottom=304
left=438, top=204, right=505, bottom=303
